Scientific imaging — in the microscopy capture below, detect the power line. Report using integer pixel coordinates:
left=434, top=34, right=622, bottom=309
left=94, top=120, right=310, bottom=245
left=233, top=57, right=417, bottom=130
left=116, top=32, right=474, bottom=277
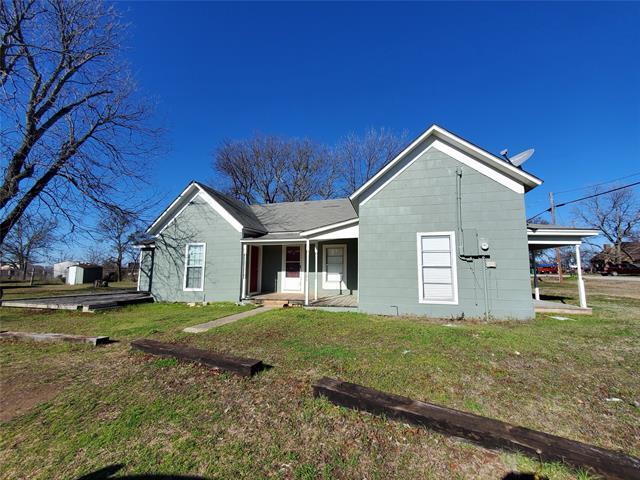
left=527, top=180, right=640, bottom=221
left=554, top=171, right=640, bottom=195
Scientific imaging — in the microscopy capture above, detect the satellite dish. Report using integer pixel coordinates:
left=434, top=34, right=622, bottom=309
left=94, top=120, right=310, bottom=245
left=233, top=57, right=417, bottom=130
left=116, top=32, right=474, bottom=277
left=509, top=148, right=534, bottom=167
left=500, top=149, right=509, bottom=158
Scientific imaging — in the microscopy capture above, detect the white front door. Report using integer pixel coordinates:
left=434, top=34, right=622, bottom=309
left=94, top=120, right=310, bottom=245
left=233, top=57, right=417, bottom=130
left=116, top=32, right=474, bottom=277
left=283, top=245, right=303, bottom=292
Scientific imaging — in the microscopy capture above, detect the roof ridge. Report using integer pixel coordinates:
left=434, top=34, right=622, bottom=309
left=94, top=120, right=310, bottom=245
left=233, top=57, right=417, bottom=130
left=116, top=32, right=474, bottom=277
left=249, top=197, right=351, bottom=208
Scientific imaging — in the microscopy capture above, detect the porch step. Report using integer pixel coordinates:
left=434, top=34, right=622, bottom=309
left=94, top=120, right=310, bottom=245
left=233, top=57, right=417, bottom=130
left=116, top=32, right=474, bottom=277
left=250, top=298, right=304, bottom=308
left=259, top=299, right=288, bottom=308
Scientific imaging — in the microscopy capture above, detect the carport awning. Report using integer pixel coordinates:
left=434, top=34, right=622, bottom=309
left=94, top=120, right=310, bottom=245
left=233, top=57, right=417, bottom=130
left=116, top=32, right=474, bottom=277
left=527, top=223, right=599, bottom=250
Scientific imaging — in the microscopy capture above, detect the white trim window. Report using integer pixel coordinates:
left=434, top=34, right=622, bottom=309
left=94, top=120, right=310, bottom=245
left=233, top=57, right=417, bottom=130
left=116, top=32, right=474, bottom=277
left=417, top=232, right=458, bottom=304
left=322, top=244, right=347, bottom=290
left=183, top=243, right=206, bottom=291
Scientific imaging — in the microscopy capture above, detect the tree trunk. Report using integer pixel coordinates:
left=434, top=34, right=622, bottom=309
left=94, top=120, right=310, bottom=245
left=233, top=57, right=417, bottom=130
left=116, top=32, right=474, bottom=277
left=0, top=160, right=65, bottom=245
left=116, top=252, right=123, bottom=282
left=615, top=241, right=622, bottom=264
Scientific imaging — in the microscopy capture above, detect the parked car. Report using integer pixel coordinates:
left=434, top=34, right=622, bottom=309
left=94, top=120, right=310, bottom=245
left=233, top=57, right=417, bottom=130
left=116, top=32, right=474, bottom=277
left=536, top=264, right=558, bottom=274
left=601, top=263, right=640, bottom=276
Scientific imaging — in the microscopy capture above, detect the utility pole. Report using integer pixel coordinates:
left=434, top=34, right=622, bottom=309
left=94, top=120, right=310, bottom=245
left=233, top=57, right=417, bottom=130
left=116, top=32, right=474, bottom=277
left=549, top=192, right=563, bottom=283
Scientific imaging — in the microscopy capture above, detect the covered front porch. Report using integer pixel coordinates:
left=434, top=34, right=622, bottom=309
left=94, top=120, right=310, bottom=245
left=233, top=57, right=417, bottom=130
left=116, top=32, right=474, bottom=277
left=247, top=291, right=358, bottom=308
left=239, top=219, right=359, bottom=308
left=527, top=224, right=599, bottom=315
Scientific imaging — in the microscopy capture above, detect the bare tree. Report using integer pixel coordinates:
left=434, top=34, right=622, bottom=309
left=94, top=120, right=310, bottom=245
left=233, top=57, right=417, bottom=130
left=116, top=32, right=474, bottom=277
left=573, top=186, right=640, bottom=263
left=95, top=208, right=140, bottom=281
left=280, top=139, right=337, bottom=202
left=0, top=211, right=57, bottom=279
left=0, top=0, right=158, bottom=245
left=335, top=127, right=407, bottom=195
left=213, top=134, right=339, bottom=204
left=84, top=245, right=107, bottom=266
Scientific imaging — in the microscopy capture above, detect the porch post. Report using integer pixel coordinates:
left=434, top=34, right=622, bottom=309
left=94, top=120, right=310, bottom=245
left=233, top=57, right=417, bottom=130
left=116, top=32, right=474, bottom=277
left=575, top=244, right=587, bottom=308
left=305, top=240, right=310, bottom=306
left=241, top=244, right=248, bottom=300
left=314, top=242, right=318, bottom=301
left=530, top=249, right=540, bottom=300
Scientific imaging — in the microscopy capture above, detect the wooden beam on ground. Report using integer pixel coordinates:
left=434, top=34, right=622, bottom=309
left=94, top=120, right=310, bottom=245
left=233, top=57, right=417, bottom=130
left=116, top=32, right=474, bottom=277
left=130, top=339, right=264, bottom=377
left=0, top=331, right=109, bottom=346
left=313, top=377, right=640, bottom=480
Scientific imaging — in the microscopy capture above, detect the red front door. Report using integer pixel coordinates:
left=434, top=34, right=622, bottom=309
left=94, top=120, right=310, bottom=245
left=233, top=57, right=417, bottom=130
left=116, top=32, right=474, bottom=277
left=249, top=246, right=260, bottom=293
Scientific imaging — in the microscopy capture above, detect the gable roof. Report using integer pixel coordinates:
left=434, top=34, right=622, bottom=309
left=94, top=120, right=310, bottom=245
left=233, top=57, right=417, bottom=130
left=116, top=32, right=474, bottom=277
left=147, top=181, right=357, bottom=238
left=146, top=181, right=266, bottom=235
left=197, top=183, right=266, bottom=233
left=350, top=124, right=543, bottom=203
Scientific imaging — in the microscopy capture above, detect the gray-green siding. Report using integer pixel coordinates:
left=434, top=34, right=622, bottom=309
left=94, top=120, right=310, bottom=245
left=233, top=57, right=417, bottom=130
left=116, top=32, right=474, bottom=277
left=147, top=195, right=242, bottom=302
left=258, top=240, right=357, bottom=297
left=357, top=141, right=534, bottom=320
left=138, top=250, right=153, bottom=292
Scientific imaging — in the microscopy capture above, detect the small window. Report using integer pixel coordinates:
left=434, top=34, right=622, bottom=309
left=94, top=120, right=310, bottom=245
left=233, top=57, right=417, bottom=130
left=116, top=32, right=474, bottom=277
left=183, top=243, right=206, bottom=291
left=417, top=232, right=458, bottom=304
left=322, top=244, right=347, bottom=290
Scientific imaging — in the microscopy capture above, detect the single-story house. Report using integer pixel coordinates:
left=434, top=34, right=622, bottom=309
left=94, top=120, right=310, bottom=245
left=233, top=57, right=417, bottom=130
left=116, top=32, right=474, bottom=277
left=137, top=125, right=598, bottom=319
left=591, top=242, right=640, bottom=271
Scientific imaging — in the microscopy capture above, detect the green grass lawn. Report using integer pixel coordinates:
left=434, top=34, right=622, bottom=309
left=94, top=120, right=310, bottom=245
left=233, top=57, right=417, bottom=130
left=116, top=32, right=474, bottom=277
left=0, top=286, right=638, bottom=479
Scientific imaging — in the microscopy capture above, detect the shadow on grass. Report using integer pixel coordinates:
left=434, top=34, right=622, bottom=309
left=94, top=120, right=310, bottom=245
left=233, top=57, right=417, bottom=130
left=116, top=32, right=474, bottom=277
left=79, top=464, right=548, bottom=480
left=538, top=294, right=571, bottom=304
left=503, top=473, right=549, bottom=480
left=77, top=465, right=211, bottom=480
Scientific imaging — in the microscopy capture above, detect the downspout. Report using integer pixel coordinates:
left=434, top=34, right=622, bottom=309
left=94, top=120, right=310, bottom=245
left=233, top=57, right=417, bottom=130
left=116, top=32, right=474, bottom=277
left=456, top=167, right=464, bottom=254
left=149, top=248, right=155, bottom=294
left=481, top=256, right=489, bottom=321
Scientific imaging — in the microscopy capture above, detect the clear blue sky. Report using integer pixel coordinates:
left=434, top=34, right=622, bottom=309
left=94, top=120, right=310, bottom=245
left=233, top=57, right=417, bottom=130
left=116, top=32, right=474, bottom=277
left=122, top=1, right=640, bottom=225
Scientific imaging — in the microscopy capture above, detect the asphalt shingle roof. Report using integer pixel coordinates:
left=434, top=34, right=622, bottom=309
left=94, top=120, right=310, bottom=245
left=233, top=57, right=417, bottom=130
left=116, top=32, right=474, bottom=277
left=197, top=183, right=267, bottom=233
left=250, top=199, right=357, bottom=233
left=197, top=183, right=358, bottom=236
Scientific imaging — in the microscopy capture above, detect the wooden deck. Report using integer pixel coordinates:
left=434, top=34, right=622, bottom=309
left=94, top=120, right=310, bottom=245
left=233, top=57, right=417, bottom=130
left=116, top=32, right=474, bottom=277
left=248, top=292, right=357, bottom=308
left=311, top=294, right=358, bottom=308
left=1, top=291, right=153, bottom=312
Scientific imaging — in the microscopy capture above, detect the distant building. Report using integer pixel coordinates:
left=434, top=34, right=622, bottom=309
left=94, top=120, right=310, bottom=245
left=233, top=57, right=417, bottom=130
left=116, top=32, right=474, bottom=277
left=67, top=264, right=103, bottom=285
left=591, top=242, right=640, bottom=271
left=53, top=261, right=78, bottom=279
left=1, top=262, right=52, bottom=280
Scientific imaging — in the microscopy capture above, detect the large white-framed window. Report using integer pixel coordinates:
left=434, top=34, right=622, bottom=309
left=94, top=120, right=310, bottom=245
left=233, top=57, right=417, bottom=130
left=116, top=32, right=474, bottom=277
left=416, top=232, right=458, bottom=305
left=322, top=244, right=347, bottom=290
left=183, top=242, right=206, bottom=291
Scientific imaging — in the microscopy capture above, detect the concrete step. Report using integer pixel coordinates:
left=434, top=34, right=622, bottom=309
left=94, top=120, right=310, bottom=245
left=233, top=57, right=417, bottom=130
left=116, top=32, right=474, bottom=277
left=258, top=299, right=288, bottom=308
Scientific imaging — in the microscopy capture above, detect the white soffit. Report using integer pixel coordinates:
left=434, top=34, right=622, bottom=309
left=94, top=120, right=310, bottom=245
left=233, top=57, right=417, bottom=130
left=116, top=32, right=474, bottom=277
left=527, top=228, right=599, bottom=237
left=301, top=218, right=359, bottom=237
left=307, top=224, right=359, bottom=240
